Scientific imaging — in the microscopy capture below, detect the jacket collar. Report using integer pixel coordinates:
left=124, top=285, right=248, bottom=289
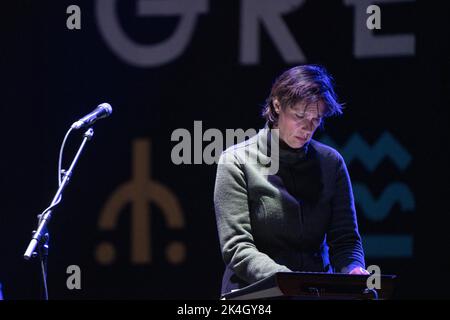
left=257, top=123, right=310, bottom=166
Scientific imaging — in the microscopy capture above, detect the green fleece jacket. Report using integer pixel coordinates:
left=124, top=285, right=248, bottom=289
left=214, top=128, right=365, bottom=294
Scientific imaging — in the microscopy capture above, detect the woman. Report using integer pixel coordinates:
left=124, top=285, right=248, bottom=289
left=214, top=65, right=368, bottom=295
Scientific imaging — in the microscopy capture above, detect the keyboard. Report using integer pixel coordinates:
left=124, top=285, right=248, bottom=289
left=221, top=271, right=397, bottom=300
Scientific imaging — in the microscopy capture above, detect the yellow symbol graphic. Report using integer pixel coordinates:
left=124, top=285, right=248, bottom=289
left=95, top=139, right=185, bottom=265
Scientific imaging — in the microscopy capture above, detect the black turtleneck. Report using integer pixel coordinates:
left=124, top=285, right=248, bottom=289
left=276, top=139, right=324, bottom=204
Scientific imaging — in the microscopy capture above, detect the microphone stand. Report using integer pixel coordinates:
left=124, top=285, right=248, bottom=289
left=23, top=127, right=94, bottom=300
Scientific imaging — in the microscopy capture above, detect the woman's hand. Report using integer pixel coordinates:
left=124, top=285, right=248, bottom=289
left=349, top=266, right=370, bottom=275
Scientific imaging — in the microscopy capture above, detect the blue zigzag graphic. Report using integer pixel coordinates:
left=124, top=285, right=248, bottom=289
left=362, top=235, right=413, bottom=258
left=353, top=183, right=415, bottom=222
left=319, top=131, right=415, bottom=258
left=319, top=131, right=411, bottom=172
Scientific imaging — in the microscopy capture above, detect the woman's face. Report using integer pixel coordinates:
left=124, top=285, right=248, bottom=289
left=273, top=99, right=326, bottom=149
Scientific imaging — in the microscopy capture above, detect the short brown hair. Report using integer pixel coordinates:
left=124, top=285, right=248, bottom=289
left=262, top=65, right=343, bottom=126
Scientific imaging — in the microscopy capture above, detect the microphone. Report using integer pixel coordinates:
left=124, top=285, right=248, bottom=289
left=71, top=103, right=113, bottom=129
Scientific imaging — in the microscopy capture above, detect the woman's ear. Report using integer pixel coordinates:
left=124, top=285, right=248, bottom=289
left=273, top=99, right=281, bottom=114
